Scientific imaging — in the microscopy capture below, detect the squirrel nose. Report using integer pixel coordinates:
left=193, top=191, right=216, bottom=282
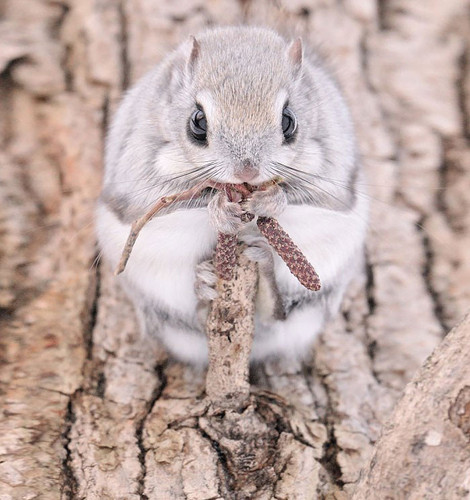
left=236, top=159, right=258, bottom=182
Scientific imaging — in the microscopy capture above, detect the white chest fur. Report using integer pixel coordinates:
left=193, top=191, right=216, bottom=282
left=96, top=190, right=367, bottom=318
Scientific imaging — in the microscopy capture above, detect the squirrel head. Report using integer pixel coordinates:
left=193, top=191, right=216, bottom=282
left=161, top=26, right=309, bottom=185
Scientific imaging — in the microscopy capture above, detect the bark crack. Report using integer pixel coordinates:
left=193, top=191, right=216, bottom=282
left=118, top=0, right=130, bottom=90
left=317, top=374, right=345, bottom=490
left=136, top=362, right=168, bottom=500
left=54, top=3, right=74, bottom=92
left=101, top=93, right=110, bottom=147
left=457, top=39, right=469, bottom=139
left=60, top=393, right=80, bottom=500
left=197, top=425, right=232, bottom=499
left=83, top=262, right=101, bottom=361
left=61, top=261, right=101, bottom=496
left=418, top=217, right=447, bottom=334
left=364, top=257, right=382, bottom=385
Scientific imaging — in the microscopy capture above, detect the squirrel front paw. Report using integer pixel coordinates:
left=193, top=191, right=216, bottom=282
left=194, top=260, right=218, bottom=302
left=194, top=259, right=218, bottom=327
left=243, top=183, right=287, bottom=218
left=241, top=234, right=275, bottom=273
left=208, top=191, right=246, bottom=234
left=240, top=234, right=286, bottom=322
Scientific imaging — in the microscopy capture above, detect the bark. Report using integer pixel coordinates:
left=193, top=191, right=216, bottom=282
left=1, top=0, right=470, bottom=499
left=352, top=313, right=470, bottom=499
left=205, top=246, right=257, bottom=407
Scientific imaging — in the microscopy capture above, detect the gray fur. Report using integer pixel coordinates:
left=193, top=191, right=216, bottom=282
left=96, top=26, right=368, bottom=364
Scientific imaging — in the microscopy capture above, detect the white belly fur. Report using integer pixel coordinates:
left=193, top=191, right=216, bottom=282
left=96, top=193, right=367, bottom=362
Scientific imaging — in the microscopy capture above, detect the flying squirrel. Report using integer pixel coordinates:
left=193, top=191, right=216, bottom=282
left=96, top=26, right=368, bottom=364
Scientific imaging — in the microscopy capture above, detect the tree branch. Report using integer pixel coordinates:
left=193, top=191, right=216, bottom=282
left=205, top=245, right=258, bottom=407
left=353, top=313, right=470, bottom=499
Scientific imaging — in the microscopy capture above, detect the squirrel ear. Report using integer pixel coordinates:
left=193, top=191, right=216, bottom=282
left=187, top=35, right=200, bottom=74
left=287, top=37, right=303, bottom=77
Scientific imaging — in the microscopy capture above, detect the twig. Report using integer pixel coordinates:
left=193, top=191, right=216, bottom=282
left=205, top=245, right=258, bottom=407
left=114, top=180, right=222, bottom=275
left=114, top=177, right=321, bottom=292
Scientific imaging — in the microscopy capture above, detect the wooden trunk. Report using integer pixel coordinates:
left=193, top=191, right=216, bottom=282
left=1, top=0, right=470, bottom=498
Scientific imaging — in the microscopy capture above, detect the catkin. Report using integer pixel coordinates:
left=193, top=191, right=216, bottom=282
left=257, top=216, right=321, bottom=291
left=214, top=233, right=239, bottom=280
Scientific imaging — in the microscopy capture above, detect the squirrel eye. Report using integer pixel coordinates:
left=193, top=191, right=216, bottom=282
left=189, top=108, right=208, bottom=144
left=282, top=107, right=297, bottom=143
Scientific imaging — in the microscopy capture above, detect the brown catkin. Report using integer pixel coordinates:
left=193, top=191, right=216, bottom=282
left=257, top=216, right=321, bottom=291
left=214, top=233, right=238, bottom=281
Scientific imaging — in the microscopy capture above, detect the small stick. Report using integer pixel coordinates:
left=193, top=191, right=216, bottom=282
left=114, top=180, right=222, bottom=275
left=114, top=179, right=275, bottom=276
left=205, top=245, right=258, bottom=407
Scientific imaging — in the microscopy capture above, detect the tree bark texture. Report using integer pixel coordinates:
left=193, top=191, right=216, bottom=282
left=352, top=312, right=470, bottom=499
left=205, top=246, right=258, bottom=407
left=1, top=0, right=470, bottom=499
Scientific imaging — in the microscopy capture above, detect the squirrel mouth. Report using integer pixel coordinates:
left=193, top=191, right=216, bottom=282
left=213, top=177, right=284, bottom=203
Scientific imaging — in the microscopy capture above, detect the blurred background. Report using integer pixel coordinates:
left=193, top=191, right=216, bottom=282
left=1, top=0, right=469, bottom=497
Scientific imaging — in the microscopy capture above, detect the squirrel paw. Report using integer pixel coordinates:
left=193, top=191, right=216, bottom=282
left=243, top=183, right=287, bottom=218
left=241, top=234, right=275, bottom=273
left=208, top=191, right=246, bottom=234
left=195, top=260, right=218, bottom=327
left=241, top=234, right=286, bottom=321
left=194, top=260, right=218, bottom=302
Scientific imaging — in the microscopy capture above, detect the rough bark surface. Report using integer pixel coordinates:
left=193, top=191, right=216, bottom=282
left=205, top=246, right=257, bottom=406
left=352, top=313, right=470, bottom=499
left=1, top=0, right=470, bottom=499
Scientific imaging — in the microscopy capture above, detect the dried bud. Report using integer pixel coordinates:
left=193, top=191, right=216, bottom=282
left=214, top=233, right=238, bottom=280
left=257, top=216, right=321, bottom=291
